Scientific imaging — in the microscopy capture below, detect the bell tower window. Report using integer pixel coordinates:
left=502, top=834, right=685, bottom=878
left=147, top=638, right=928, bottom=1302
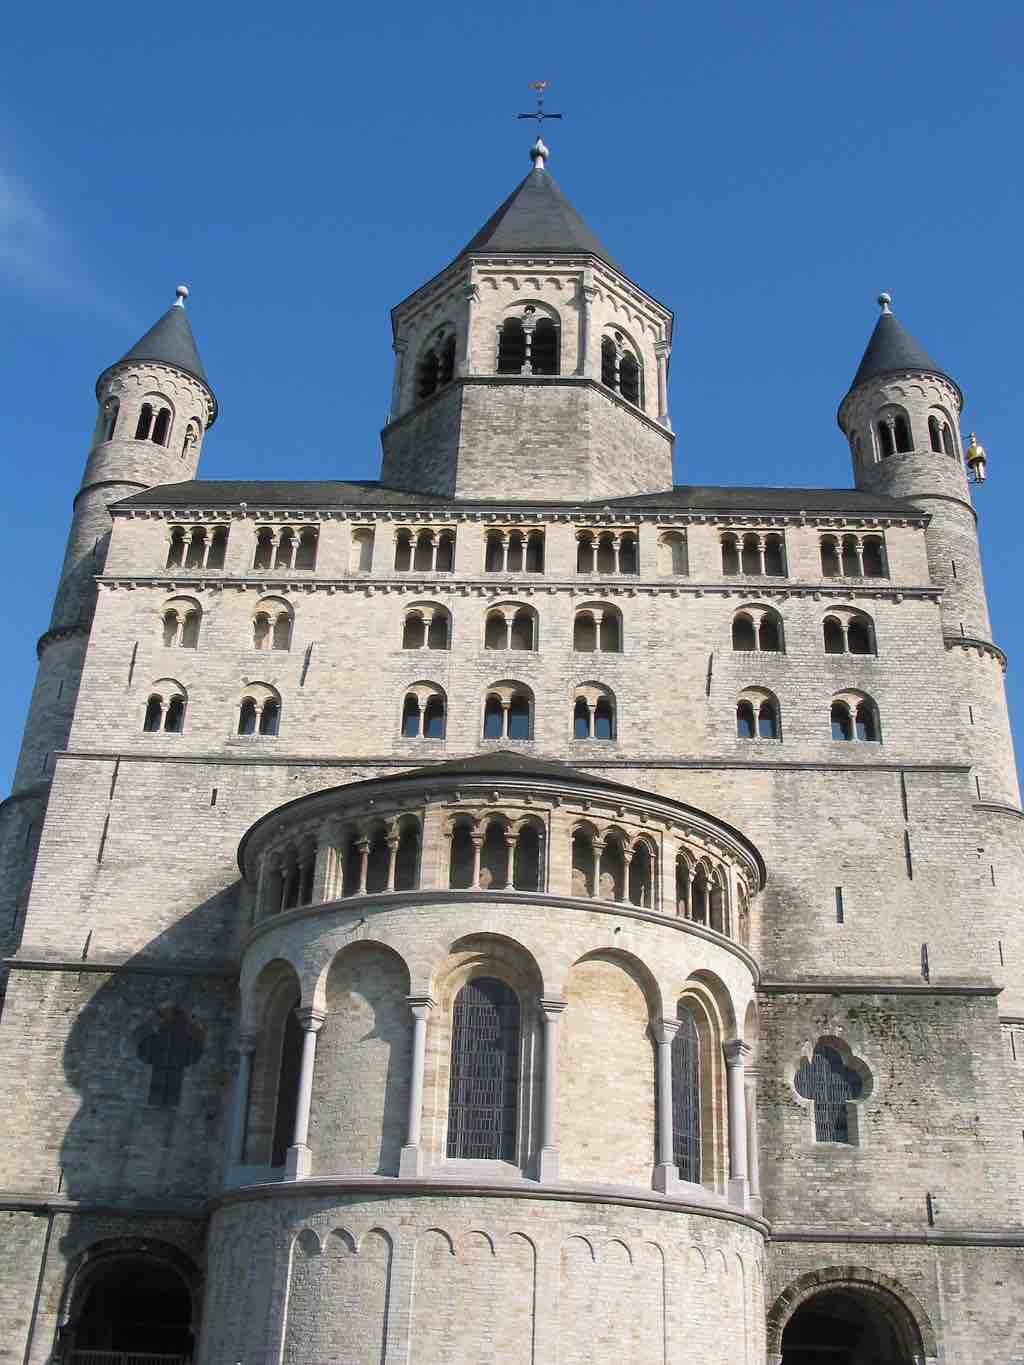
left=497, top=318, right=527, bottom=373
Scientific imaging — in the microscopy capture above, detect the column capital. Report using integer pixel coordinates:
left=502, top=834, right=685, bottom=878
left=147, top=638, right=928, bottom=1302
left=539, top=997, right=568, bottom=1020
left=652, top=1016, right=681, bottom=1045
left=295, top=1007, right=327, bottom=1032
left=392, top=338, right=408, bottom=356
left=654, top=339, right=672, bottom=359
left=723, top=1037, right=752, bottom=1066
left=407, top=994, right=437, bottom=1019
left=236, top=1032, right=259, bottom=1056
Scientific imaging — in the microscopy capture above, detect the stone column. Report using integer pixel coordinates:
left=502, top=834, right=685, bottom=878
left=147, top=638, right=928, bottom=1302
left=386, top=829, right=400, bottom=891
left=400, top=996, right=436, bottom=1176
left=504, top=832, right=517, bottom=889
left=591, top=838, right=605, bottom=898
left=538, top=998, right=567, bottom=1181
left=312, top=818, right=343, bottom=903
left=225, top=1033, right=258, bottom=1175
left=286, top=1008, right=327, bottom=1179
left=470, top=833, right=484, bottom=889
left=356, top=836, right=370, bottom=894
left=389, top=339, right=407, bottom=420
left=724, top=1038, right=751, bottom=1207
left=745, top=1068, right=762, bottom=1215
left=655, top=340, right=672, bottom=429
left=459, top=281, right=479, bottom=377
left=653, top=1017, right=680, bottom=1192
left=576, top=279, right=596, bottom=377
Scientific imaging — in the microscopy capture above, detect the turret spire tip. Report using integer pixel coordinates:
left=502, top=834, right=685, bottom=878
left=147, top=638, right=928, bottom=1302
left=878, top=291, right=892, bottom=313
left=174, top=284, right=190, bottom=308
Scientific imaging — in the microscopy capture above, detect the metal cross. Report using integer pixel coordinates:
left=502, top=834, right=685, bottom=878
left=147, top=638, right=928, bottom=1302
left=515, top=80, right=563, bottom=127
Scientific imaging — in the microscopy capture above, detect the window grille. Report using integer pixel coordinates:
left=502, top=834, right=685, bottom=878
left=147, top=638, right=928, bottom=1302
left=795, top=1043, right=863, bottom=1142
left=447, top=977, right=519, bottom=1161
left=672, top=1007, right=701, bottom=1181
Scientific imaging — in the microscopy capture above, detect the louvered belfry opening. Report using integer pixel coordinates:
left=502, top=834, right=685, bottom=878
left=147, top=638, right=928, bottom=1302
left=447, top=977, right=520, bottom=1161
left=672, top=1006, right=701, bottom=1182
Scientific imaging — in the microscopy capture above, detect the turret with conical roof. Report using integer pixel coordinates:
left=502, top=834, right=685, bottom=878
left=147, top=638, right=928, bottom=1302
left=380, top=140, right=675, bottom=501
left=840, top=295, right=1019, bottom=809
left=8, top=288, right=217, bottom=803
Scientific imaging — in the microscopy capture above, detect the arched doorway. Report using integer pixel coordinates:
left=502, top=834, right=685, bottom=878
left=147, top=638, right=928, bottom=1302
left=780, top=1285, right=923, bottom=1364
left=63, top=1251, right=195, bottom=1361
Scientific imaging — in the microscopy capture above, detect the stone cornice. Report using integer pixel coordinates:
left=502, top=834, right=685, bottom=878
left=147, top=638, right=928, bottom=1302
left=110, top=503, right=929, bottom=530
left=0, top=1191, right=208, bottom=1220
left=2, top=955, right=237, bottom=980
left=973, top=801, right=1024, bottom=820
left=213, top=1174, right=769, bottom=1235
left=55, top=748, right=974, bottom=778
left=758, top=976, right=1000, bottom=997
left=243, top=890, right=761, bottom=981
left=770, top=1227, right=1024, bottom=1248
left=94, top=574, right=944, bottom=605
left=944, top=635, right=1007, bottom=670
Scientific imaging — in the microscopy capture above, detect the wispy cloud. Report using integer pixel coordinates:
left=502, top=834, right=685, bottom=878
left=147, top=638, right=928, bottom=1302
left=0, top=163, right=118, bottom=315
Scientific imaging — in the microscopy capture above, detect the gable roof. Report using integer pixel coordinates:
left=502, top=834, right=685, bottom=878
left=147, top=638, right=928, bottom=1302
left=456, top=167, right=620, bottom=269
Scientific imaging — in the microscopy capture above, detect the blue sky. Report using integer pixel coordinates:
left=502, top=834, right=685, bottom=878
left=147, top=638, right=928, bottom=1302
left=2, top=0, right=1022, bottom=789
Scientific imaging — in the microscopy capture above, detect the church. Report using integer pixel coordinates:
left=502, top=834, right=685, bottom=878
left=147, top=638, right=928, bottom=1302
left=1, top=129, right=1022, bottom=1365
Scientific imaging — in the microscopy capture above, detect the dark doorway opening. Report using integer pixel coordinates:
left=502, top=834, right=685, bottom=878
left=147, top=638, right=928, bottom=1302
left=69, top=1255, right=193, bottom=1360
left=781, top=1287, right=917, bottom=1365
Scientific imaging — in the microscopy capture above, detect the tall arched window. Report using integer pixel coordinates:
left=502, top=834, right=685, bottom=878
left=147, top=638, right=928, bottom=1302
left=101, top=396, right=119, bottom=441
left=417, top=347, right=440, bottom=399
left=929, top=415, right=942, bottom=452
left=497, top=318, right=527, bottom=374
left=447, top=977, right=519, bottom=1161
left=831, top=701, right=853, bottom=741
left=672, top=1006, right=701, bottom=1182
left=135, top=403, right=154, bottom=440
left=152, top=407, right=171, bottom=446
left=529, top=317, right=559, bottom=375
left=601, top=336, right=617, bottom=387
left=272, top=1002, right=303, bottom=1166
left=619, top=352, right=640, bottom=405
left=894, top=414, right=912, bottom=452
left=732, top=614, right=756, bottom=651
left=795, top=1043, right=864, bottom=1143
left=941, top=422, right=955, bottom=456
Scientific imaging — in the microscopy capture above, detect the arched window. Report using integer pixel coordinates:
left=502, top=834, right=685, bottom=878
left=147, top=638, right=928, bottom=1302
left=877, top=420, right=896, bottom=458
left=594, top=695, right=615, bottom=739
left=847, top=616, right=873, bottom=655
left=497, top=318, right=527, bottom=374
left=721, top=535, right=740, bottom=575
left=596, top=533, right=616, bottom=574
left=736, top=700, right=755, bottom=738
left=830, top=701, right=853, bottom=741
left=758, top=698, right=778, bottom=739
left=272, top=999, right=303, bottom=1166
left=401, top=694, right=420, bottom=737
left=525, top=530, right=545, bottom=572
left=599, top=611, right=621, bottom=652
left=573, top=697, right=590, bottom=738
left=423, top=695, right=445, bottom=738
left=658, top=530, right=688, bottom=576
left=820, top=538, right=841, bottom=577
left=423, top=611, right=448, bottom=649
left=573, top=611, right=597, bottom=651
left=260, top=700, right=280, bottom=736
left=166, top=527, right=186, bottom=569
left=513, top=823, right=543, bottom=891
left=479, top=819, right=508, bottom=889
left=439, top=333, right=457, bottom=386
left=135, top=402, right=154, bottom=441
left=628, top=840, right=654, bottom=907
left=394, top=529, right=413, bottom=572
left=152, top=407, right=171, bottom=446
left=795, top=1043, right=864, bottom=1142
left=413, top=530, right=433, bottom=572
left=573, top=688, right=615, bottom=739
left=67, top=1252, right=195, bottom=1357
left=571, top=829, right=595, bottom=896
left=238, top=686, right=280, bottom=737
left=253, top=599, right=292, bottom=651
left=182, top=421, right=199, bottom=458
left=395, top=819, right=420, bottom=890
left=101, top=396, right=119, bottom=442
left=447, top=977, right=520, bottom=1160
left=509, top=609, right=534, bottom=650
left=855, top=699, right=879, bottom=741
left=530, top=317, right=559, bottom=375
left=601, top=336, right=617, bottom=387
left=507, top=692, right=530, bottom=739
left=894, top=414, right=912, bottom=453
left=741, top=535, right=760, bottom=575
left=759, top=614, right=782, bottom=651
left=417, top=347, right=440, bottom=399
left=351, top=527, right=375, bottom=573
left=862, top=536, right=886, bottom=577
left=164, top=696, right=185, bottom=732
left=764, top=534, right=785, bottom=575
left=161, top=598, right=201, bottom=649
left=929, top=415, right=942, bottom=452
left=294, top=528, right=318, bottom=569
left=483, top=695, right=503, bottom=738
left=239, top=698, right=258, bottom=735
left=576, top=532, right=595, bottom=574
left=823, top=616, right=844, bottom=653
left=485, top=612, right=508, bottom=649
left=841, top=536, right=860, bottom=577
left=942, top=422, right=955, bottom=456
left=619, top=352, right=640, bottom=405
left=144, top=696, right=163, bottom=732
left=619, top=533, right=638, bottom=574
left=672, top=1006, right=701, bottom=1182
left=732, top=614, right=756, bottom=651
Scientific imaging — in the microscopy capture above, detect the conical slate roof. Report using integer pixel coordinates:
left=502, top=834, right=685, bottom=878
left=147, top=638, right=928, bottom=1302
left=848, top=306, right=950, bottom=393
left=116, top=291, right=210, bottom=387
left=457, top=167, right=620, bottom=269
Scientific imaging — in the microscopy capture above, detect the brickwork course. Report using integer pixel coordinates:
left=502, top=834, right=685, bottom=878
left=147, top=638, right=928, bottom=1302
left=0, top=152, right=1022, bottom=1364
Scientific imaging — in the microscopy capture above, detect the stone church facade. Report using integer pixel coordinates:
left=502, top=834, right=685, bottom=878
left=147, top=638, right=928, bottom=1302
left=1, top=140, right=1022, bottom=1364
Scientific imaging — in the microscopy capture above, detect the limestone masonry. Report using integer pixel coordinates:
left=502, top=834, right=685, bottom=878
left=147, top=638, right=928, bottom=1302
left=1, top=147, right=1022, bottom=1364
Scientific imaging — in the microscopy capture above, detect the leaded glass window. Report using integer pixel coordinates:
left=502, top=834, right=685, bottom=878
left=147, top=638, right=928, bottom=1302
left=795, top=1043, right=863, bottom=1143
left=672, top=1006, right=701, bottom=1181
left=447, top=977, right=519, bottom=1161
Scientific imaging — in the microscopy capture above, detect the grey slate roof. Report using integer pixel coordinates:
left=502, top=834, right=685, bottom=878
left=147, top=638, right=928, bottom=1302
left=113, top=302, right=211, bottom=388
left=457, top=167, right=620, bottom=269
left=848, top=309, right=953, bottom=394
left=116, top=479, right=922, bottom=518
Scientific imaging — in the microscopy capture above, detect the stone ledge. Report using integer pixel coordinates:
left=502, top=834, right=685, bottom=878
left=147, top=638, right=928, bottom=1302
left=758, top=976, right=1000, bottom=996
left=0, top=1191, right=207, bottom=1220
left=944, top=635, right=1007, bottom=669
left=973, top=800, right=1024, bottom=820
left=212, top=1173, right=770, bottom=1234
left=770, top=1226, right=1024, bottom=1247
left=2, top=955, right=237, bottom=979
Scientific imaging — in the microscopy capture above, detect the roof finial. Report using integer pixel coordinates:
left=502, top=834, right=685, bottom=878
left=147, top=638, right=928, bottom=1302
left=174, top=284, right=190, bottom=308
left=878, top=291, right=892, bottom=313
left=516, top=80, right=562, bottom=170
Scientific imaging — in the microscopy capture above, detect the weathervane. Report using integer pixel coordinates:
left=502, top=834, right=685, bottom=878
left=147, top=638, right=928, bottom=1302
left=516, top=81, right=562, bottom=169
